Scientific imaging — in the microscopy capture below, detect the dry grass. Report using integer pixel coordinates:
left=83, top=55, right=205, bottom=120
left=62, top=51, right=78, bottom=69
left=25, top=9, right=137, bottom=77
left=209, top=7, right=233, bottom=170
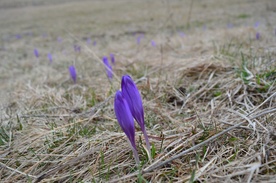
left=0, top=0, right=276, bottom=182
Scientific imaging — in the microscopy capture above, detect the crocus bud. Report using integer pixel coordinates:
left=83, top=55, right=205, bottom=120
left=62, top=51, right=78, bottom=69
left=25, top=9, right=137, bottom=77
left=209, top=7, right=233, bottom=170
left=16, top=34, right=21, bottom=39
left=137, top=36, right=142, bottom=44
left=256, top=32, right=261, bottom=40
left=34, top=48, right=39, bottom=58
left=74, top=45, right=81, bottom=53
left=57, top=37, right=62, bottom=43
left=151, top=40, right=156, bottom=47
left=86, top=38, right=91, bottom=45
left=114, top=91, right=139, bottom=165
left=102, top=56, right=113, bottom=79
left=48, top=53, right=53, bottom=64
left=110, top=53, right=115, bottom=64
left=69, top=65, right=77, bottom=83
left=121, top=75, right=151, bottom=154
left=254, top=21, right=259, bottom=28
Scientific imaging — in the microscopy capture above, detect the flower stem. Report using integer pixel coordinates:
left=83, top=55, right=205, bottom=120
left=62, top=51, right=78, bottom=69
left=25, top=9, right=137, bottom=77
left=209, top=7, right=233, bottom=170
left=142, top=129, right=151, bottom=160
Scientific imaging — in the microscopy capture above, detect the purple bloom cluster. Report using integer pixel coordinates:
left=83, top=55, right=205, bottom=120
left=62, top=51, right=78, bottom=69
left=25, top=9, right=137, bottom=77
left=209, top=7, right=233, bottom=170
left=114, top=75, right=151, bottom=165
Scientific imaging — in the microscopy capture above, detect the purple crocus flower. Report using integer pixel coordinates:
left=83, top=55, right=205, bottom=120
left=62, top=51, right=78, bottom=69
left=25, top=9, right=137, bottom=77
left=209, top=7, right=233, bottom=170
left=151, top=40, right=156, bottom=47
left=254, top=21, right=260, bottom=28
left=34, top=48, right=39, bottom=58
left=137, top=36, right=142, bottom=44
left=114, top=91, right=139, bottom=165
left=227, top=23, right=233, bottom=29
left=57, top=37, right=62, bottom=43
left=86, top=38, right=91, bottom=45
left=179, top=32, right=185, bottom=37
left=68, top=65, right=77, bottom=83
left=256, top=32, right=261, bottom=40
left=110, top=53, right=115, bottom=64
left=16, top=34, right=21, bottom=39
left=136, top=34, right=144, bottom=44
left=74, top=45, right=81, bottom=53
left=48, top=53, right=53, bottom=63
left=121, top=75, right=151, bottom=154
left=42, top=33, right=48, bottom=38
left=93, top=40, right=97, bottom=46
left=102, top=56, right=113, bottom=79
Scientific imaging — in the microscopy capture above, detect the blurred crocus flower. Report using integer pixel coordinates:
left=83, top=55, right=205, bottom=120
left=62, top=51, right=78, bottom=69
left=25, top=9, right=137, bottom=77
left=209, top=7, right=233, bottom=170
left=103, top=56, right=113, bottom=79
left=121, top=75, right=151, bottom=155
left=110, top=53, right=115, bottom=64
left=93, top=41, right=97, bottom=46
left=42, top=33, right=48, bottom=38
left=114, top=91, right=140, bottom=165
left=16, top=34, right=21, bottom=39
left=179, top=32, right=185, bottom=37
left=137, top=34, right=144, bottom=44
left=151, top=40, right=156, bottom=47
left=227, top=23, right=233, bottom=29
left=256, top=32, right=261, bottom=40
left=74, top=45, right=81, bottom=53
left=34, top=48, right=39, bottom=58
left=69, top=65, right=77, bottom=83
left=137, top=36, right=142, bottom=44
left=86, top=38, right=91, bottom=45
left=48, top=53, right=53, bottom=63
left=254, top=21, right=260, bottom=28
left=57, top=37, right=62, bottom=43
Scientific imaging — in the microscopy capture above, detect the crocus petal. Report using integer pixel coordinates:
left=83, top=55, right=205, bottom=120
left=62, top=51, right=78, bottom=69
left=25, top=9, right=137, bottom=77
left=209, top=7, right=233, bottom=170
left=121, top=75, right=144, bottom=128
left=121, top=75, right=151, bottom=154
left=114, top=91, right=139, bottom=164
left=69, top=65, right=77, bottom=83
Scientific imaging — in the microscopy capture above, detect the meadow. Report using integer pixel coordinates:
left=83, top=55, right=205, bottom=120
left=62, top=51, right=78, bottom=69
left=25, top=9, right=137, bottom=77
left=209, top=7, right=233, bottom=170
left=0, top=0, right=275, bottom=182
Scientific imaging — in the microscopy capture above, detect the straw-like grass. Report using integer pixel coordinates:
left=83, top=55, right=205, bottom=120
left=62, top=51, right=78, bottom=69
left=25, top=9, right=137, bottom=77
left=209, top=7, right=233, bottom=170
left=0, top=0, right=275, bottom=182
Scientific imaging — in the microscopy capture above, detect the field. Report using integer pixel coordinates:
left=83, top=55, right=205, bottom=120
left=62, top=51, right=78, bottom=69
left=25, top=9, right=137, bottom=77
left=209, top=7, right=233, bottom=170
left=0, top=0, right=276, bottom=182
